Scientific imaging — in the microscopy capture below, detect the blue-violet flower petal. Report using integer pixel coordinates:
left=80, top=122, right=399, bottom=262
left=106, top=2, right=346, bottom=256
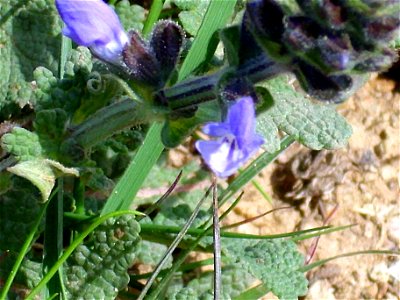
left=56, top=0, right=128, bottom=64
left=195, top=96, right=264, bottom=177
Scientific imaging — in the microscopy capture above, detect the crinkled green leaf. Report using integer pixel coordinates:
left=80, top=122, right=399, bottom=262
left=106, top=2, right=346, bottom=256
left=154, top=202, right=209, bottom=228
left=19, top=258, right=43, bottom=289
left=1, top=127, right=43, bottom=161
left=34, top=108, right=69, bottom=157
left=256, top=115, right=281, bottom=153
left=225, top=239, right=308, bottom=300
left=34, top=47, right=94, bottom=114
left=190, top=265, right=255, bottom=298
left=167, top=264, right=253, bottom=300
left=135, top=240, right=173, bottom=268
left=258, top=76, right=352, bottom=150
left=7, top=159, right=79, bottom=202
left=0, top=177, right=42, bottom=252
left=113, top=0, right=146, bottom=31
left=171, top=0, right=211, bottom=36
left=0, top=0, right=61, bottom=118
left=64, top=215, right=141, bottom=299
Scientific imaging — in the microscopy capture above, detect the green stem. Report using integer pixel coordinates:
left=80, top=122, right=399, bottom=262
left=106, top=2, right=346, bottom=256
left=73, top=178, right=85, bottom=215
left=42, top=179, right=65, bottom=298
left=158, top=55, right=286, bottom=110
left=66, top=99, right=161, bottom=150
left=142, top=0, right=165, bottom=36
left=140, top=223, right=333, bottom=241
left=26, top=210, right=143, bottom=300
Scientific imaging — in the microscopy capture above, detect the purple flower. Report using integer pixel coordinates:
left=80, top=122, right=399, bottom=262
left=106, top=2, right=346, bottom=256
left=55, top=0, right=128, bottom=64
left=195, top=97, right=264, bottom=178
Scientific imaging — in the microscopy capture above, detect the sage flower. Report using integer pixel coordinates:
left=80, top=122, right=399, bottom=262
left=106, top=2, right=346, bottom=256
left=196, top=97, right=264, bottom=178
left=55, top=0, right=128, bottom=64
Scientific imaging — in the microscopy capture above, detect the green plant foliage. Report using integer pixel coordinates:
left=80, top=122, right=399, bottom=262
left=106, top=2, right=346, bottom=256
left=63, top=215, right=141, bottom=299
left=0, top=177, right=42, bottom=252
left=256, top=116, right=281, bottom=153
left=189, top=265, right=255, bottom=298
left=19, top=258, right=43, bottom=290
left=8, top=159, right=78, bottom=202
left=0, top=0, right=61, bottom=119
left=258, top=76, right=353, bottom=150
left=1, top=127, right=43, bottom=161
left=114, top=0, right=146, bottom=31
left=171, top=0, right=210, bottom=36
left=1, top=127, right=79, bottom=201
left=135, top=240, right=173, bottom=268
left=166, top=264, right=254, bottom=299
left=225, top=239, right=308, bottom=300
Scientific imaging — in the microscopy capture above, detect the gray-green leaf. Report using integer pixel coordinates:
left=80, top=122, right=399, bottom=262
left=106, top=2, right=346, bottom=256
left=258, top=76, right=352, bottom=150
left=225, top=239, right=308, bottom=300
left=64, top=215, right=141, bottom=299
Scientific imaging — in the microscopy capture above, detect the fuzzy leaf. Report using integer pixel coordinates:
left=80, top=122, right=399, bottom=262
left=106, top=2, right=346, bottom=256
left=167, top=264, right=254, bottom=299
left=258, top=76, right=352, bottom=149
left=7, top=159, right=79, bottom=202
left=225, top=239, right=308, bottom=300
left=1, top=127, right=43, bottom=161
left=0, top=177, right=42, bottom=252
left=256, top=115, right=281, bottom=153
left=135, top=240, right=172, bottom=268
left=114, top=0, right=146, bottom=31
left=0, top=0, right=61, bottom=118
left=64, top=215, right=141, bottom=299
left=172, top=0, right=211, bottom=36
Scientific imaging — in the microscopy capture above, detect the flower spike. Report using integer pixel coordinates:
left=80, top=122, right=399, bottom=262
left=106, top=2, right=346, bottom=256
left=55, top=0, right=128, bottom=64
left=196, top=97, right=264, bottom=178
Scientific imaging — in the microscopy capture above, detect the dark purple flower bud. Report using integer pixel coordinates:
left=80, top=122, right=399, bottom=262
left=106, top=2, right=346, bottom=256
left=355, top=49, right=397, bottom=72
left=296, top=0, right=347, bottom=29
left=56, top=0, right=128, bottom=64
left=196, top=96, right=264, bottom=177
left=317, top=35, right=353, bottom=70
left=294, top=59, right=353, bottom=102
left=365, top=16, right=400, bottom=42
left=283, top=16, right=320, bottom=52
left=246, top=0, right=285, bottom=42
left=150, top=21, right=185, bottom=84
left=123, top=31, right=161, bottom=87
left=221, top=78, right=257, bottom=104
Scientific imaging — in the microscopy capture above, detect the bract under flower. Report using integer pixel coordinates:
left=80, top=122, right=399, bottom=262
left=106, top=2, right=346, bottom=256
left=195, top=97, right=264, bottom=177
left=56, top=0, right=128, bottom=64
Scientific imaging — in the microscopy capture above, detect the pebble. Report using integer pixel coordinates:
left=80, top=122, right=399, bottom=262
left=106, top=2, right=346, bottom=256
left=380, top=165, right=397, bottom=181
left=369, top=262, right=390, bottom=283
left=387, top=215, right=400, bottom=244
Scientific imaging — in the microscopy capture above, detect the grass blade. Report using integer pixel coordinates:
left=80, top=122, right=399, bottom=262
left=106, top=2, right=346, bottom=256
left=233, top=284, right=269, bottom=300
left=101, top=123, right=164, bottom=215
left=142, top=0, right=165, bottom=36
left=140, top=224, right=343, bottom=242
left=42, top=179, right=65, bottom=298
left=177, top=0, right=237, bottom=81
left=300, top=250, right=400, bottom=273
